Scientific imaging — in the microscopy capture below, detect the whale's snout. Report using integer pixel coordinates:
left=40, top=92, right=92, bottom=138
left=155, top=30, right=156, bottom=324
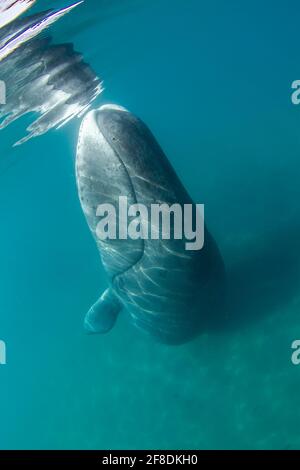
left=77, top=103, right=137, bottom=160
left=93, top=104, right=139, bottom=149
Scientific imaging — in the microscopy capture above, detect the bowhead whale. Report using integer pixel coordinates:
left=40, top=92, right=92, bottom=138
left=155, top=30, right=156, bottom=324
left=76, top=104, right=226, bottom=344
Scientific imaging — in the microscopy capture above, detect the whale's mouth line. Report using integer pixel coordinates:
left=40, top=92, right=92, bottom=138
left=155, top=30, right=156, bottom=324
left=95, top=113, right=146, bottom=284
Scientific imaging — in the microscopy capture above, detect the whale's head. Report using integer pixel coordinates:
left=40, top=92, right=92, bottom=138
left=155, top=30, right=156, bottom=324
left=76, top=104, right=149, bottom=278
left=77, top=104, right=167, bottom=171
left=81, top=104, right=130, bottom=144
left=76, top=104, right=195, bottom=281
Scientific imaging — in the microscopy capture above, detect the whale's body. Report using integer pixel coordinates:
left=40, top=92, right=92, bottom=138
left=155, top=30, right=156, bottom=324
left=76, top=104, right=226, bottom=344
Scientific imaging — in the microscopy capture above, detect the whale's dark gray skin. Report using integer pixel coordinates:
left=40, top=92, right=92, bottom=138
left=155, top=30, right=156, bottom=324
left=76, top=104, right=226, bottom=344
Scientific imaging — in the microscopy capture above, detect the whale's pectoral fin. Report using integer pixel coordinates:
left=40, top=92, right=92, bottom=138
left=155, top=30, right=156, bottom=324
left=84, top=288, right=122, bottom=335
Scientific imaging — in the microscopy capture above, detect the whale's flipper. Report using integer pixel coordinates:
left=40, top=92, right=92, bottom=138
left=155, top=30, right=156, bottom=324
left=84, top=288, right=122, bottom=335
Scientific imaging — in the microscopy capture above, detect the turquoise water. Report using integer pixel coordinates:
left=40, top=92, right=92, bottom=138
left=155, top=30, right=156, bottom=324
left=1, top=0, right=300, bottom=450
